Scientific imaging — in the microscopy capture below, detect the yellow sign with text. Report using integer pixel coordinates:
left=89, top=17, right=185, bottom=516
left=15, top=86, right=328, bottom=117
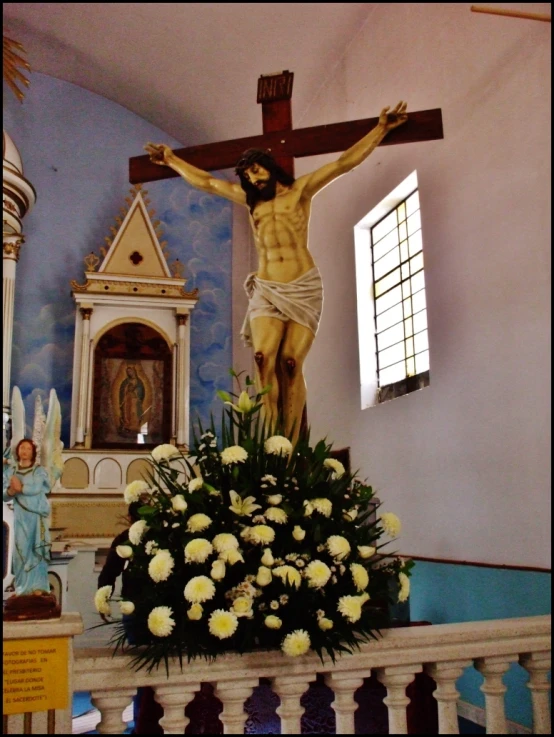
left=3, top=637, right=69, bottom=715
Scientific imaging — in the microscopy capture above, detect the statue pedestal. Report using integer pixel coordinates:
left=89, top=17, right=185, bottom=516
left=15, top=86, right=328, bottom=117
left=3, top=612, right=83, bottom=734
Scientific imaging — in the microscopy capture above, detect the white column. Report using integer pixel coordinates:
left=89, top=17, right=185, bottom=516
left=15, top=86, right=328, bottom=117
left=520, top=651, right=551, bottom=735
left=3, top=236, right=22, bottom=418
left=272, top=675, right=311, bottom=734
left=325, top=671, right=367, bottom=735
left=175, top=311, right=188, bottom=448
left=475, top=655, right=517, bottom=734
left=213, top=680, right=258, bottom=734
left=75, top=307, right=93, bottom=447
left=375, top=663, right=423, bottom=735
left=90, top=689, right=135, bottom=734
left=154, top=682, right=200, bottom=734
left=425, top=660, right=472, bottom=734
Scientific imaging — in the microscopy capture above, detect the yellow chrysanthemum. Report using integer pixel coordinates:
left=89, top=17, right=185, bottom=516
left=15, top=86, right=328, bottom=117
left=281, top=629, right=311, bottom=657
left=327, top=535, right=351, bottom=560
left=265, top=507, right=288, bottom=524
left=323, top=457, right=345, bottom=479
left=211, top=559, right=226, bottom=580
left=264, top=615, right=282, bottom=630
left=337, top=594, right=368, bottom=623
left=318, top=617, right=334, bottom=631
left=123, top=479, right=149, bottom=504
left=248, top=525, right=276, bottom=545
left=304, top=560, right=332, bottom=588
left=219, top=548, right=244, bottom=565
left=184, top=538, right=213, bottom=563
left=220, top=445, right=248, bottom=465
left=148, top=550, right=175, bottom=582
left=187, top=513, right=212, bottom=533
left=232, top=597, right=254, bottom=618
left=187, top=603, right=203, bottom=620
left=398, top=572, right=410, bottom=603
left=357, top=545, right=376, bottom=559
left=212, top=533, right=240, bottom=553
left=94, top=585, right=112, bottom=616
left=264, top=435, right=293, bottom=456
left=350, top=563, right=369, bottom=592
left=273, top=565, right=302, bottom=589
left=119, top=600, right=135, bottom=615
left=208, top=609, right=239, bottom=639
left=184, top=575, right=216, bottom=603
left=380, top=512, right=401, bottom=537
left=312, top=498, right=333, bottom=517
left=128, top=520, right=148, bottom=545
left=147, top=606, right=175, bottom=637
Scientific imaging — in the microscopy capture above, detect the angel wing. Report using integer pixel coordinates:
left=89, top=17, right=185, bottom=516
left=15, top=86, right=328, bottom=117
left=32, top=393, right=46, bottom=465
left=9, top=386, right=26, bottom=458
left=41, top=389, right=64, bottom=486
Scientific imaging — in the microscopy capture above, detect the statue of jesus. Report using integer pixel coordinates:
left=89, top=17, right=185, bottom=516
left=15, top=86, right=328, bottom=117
left=145, top=101, right=408, bottom=442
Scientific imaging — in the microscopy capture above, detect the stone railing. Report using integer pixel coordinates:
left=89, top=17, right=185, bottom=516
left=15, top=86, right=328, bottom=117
left=71, top=615, right=551, bottom=734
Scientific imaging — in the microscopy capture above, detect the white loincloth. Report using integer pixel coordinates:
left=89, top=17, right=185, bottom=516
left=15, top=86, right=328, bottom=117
left=240, top=267, right=324, bottom=347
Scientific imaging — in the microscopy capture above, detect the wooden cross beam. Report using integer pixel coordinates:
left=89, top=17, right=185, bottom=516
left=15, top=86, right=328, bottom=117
left=129, top=70, right=443, bottom=184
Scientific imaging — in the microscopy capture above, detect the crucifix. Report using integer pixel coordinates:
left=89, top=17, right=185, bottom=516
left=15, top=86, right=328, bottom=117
left=130, top=72, right=443, bottom=445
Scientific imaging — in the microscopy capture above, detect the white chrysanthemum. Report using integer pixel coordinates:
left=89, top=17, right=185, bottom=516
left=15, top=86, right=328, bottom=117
left=151, top=444, right=180, bottom=463
left=220, top=445, right=248, bottom=465
left=350, top=563, right=369, bottom=592
left=124, top=479, right=149, bottom=504
left=147, top=606, right=175, bottom=637
left=188, top=477, right=204, bottom=492
left=256, top=566, right=273, bottom=587
left=273, top=565, right=302, bottom=589
left=145, top=540, right=159, bottom=556
left=212, top=533, right=239, bottom=553
left=304, top=560, right=332, bottom=588
left=265, top=507, right=288, bottom=524
left=312, top=498, right=333, bottom=517
left=119, top=600, right=135, bottom=615
left=398, top=572, right=410, bottom=603
left=128, top=520, right=148, bottom=545
left=184, top=575, right=216, bottom=603
left=357, top=545, right=376, bottom=559
left=211, top=559, right=226, bottom=580
left=264, top=615, right=282, bottom=629
left=337, top=595, right=363, bottom=623
left=187, top=513, right=212, bottom=533
left=116, top=545, right=133, bottom=559
left=323, top=458, right=346, bottom=479
left=148, top=550, right=175, bottom=582
left=184, top=538, right=213, bottom=563
left=292, top=526, right=306, bottom=541
left=282, top=630, right=310, bottom=657
left=187, top=603, right=203, bottom=620
left=327, top=535, right=351, bottom=560
left=248, top=525, right=276, bottom=545
left=171, top=494, right=188, bottom=512
left=264, top=435, right=293, bottom=456
left=232, top=596, right=254, bottom=618
left=208, top=609, right=239, bottom=639
left=94, top=585, right=112, bottom=616
left=380, top=512, right=401, bottom=537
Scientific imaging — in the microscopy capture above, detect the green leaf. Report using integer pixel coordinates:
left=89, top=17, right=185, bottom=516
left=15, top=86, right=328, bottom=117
left=217, top=390, right=233, bottom=403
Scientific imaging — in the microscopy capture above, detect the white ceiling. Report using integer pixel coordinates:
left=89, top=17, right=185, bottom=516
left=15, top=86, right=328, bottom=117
left=3, top=3, right=375, bottom=147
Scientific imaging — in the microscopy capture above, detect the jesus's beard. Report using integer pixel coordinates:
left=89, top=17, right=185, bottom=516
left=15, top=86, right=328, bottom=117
left=252, top=174, right=278, bottom=203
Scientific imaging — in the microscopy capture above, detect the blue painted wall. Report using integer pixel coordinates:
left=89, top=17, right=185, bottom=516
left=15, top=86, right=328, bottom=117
left=410, top=560, right=551, bottom=728
left=4, top=73, right=233, bottom=444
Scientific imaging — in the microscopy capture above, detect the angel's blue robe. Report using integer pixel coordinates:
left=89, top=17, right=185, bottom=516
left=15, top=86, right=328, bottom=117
left=3, top=463, right=52, bottom=595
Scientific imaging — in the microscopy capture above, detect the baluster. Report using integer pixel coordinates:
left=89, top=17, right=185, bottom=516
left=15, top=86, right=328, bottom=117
left=425, top=660, right=472, bottom=734
left=272, top=675, right=311, bottom=734
left=325, top=671, right=367, bottom=735
left=90, top=688, right=136, bottom=734
left=375, top=664, right=422, bottom=735
left=214, top=680, right=258, bottom=734
left=154, top=682, right=200, bottom=734
left=520, top=651, right=551, bottom=735
left=475, top=655, right=516, bottom=734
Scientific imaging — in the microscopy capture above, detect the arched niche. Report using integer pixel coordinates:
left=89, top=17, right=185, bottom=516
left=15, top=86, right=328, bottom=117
left=61, top=457, right=90, bottom=489
left=91, top=322, right=172, bottom=449
left=93, top=458, right=122, bottom=489
left=126, top=458, right=153, bottom=485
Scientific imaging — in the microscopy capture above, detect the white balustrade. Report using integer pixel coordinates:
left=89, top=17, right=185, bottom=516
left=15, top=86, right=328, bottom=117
left=70, top=616, right=551, bottom=735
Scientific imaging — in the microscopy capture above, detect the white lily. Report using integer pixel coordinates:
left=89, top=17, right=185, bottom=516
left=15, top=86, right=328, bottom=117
left=225, top=391, right=255, bottom=414
left=229, top=489, right=262, bottom=517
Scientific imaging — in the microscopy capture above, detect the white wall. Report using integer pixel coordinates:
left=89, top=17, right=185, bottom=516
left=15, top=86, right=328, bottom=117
left=237, top=3, right=551, bottom=568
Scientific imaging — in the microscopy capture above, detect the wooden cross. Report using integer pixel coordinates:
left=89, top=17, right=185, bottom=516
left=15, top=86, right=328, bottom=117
left=129, top=70, right=443, bottom=183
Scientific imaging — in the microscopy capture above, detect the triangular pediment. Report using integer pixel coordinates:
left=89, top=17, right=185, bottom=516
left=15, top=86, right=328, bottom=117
left=99, top=189, right=171, bottom=278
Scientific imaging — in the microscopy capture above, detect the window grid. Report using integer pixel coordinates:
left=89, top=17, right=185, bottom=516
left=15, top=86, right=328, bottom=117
left=370, top=189, right=429, bottom=391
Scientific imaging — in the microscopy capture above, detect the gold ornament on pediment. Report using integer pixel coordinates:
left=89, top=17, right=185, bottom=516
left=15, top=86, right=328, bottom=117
left=84, top=251, right=101, bottom=272
left=171, top=259, right=185, bottom=278
left=3, top=35, right=31, bottom=102
left=70, top=278, right=90, bottom=292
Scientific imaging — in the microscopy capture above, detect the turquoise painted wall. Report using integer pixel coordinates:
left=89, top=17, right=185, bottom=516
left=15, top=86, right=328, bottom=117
left=410, top=560, right=551, bottom=728
left=4, top=73, right=233, bottom=443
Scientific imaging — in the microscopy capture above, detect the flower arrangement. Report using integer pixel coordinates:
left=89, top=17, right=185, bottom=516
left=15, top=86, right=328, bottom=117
left=95, top=372, right=413, bottom=671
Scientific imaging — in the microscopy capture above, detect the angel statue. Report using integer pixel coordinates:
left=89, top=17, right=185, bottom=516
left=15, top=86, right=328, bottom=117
left=3, top=387, right=64, bottom=620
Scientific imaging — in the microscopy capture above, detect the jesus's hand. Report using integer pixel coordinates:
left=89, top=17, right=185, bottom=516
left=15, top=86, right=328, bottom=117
left=380, top=101, right=408, bottom=131
left=145, top=142, right=171, bottom=165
